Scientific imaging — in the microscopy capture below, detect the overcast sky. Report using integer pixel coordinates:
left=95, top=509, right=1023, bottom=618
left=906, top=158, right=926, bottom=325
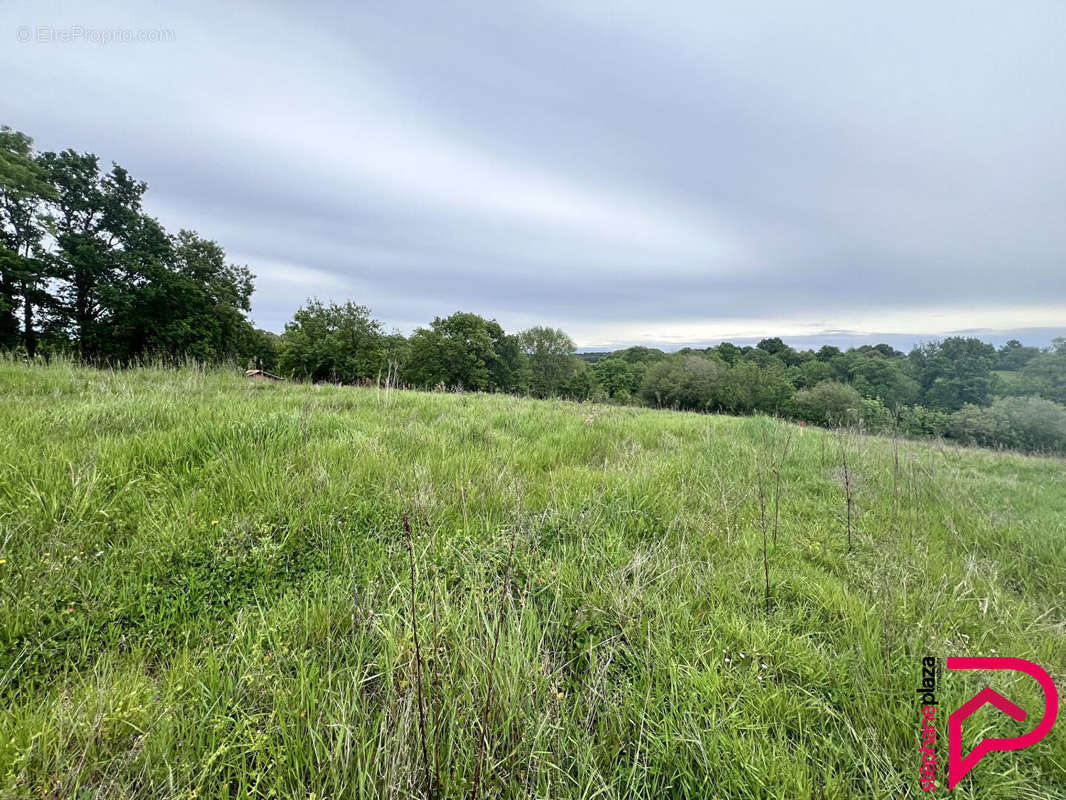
left=3, top=1, right=1065, bottom=350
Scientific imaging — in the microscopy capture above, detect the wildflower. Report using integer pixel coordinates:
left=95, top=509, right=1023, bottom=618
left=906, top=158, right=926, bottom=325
left=556, top=690, right=564, bottom=699
left=211, top=520, right=219, bottom=526
left=0, top=559, right=6, bottom=566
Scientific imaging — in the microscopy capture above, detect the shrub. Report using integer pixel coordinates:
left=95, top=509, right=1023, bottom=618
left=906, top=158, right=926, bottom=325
left=592, top=357, right=640, bottom=401
left=791, top=381, right=862, bottom=427
left=897, top=404, right=951, bottom=438
left=640, top=354, right=725, bottom=411
left=715, top=360, right=793, bottom=415
left=857, top=396, right=893, bottom=433
left=948, top=395, right=1066, bottom=454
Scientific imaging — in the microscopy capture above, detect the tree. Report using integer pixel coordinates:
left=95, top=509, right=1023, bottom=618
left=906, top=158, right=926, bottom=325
left=404, top=311, right=522, bottom=392
left=248, top=329, right=281, bottom=371
left=614, top=346, right=666, bottom=364
left=742, top=347, right=784, bottom=368
left=277, top=299, right=386, bottom=383
left=757, top=337, right=799, bottom=365
left=908, top=337, right=997, bottom=411
left=489, top=325, right=526, bottom=393
left=949, top=396, right=1066, bottom=454
left=114, top=230, right=254, bottom=363
left=381, top=331, right=410, bottom=375
left=716, top=360, right=794, bottom=415
left=791, top=381, right=862, bottom=427
left=0, top=127, right=55, bottom=356
left=714, top=341, right=742, bottom=366
left=790, top=359, right=834, bottom=389
left=593, top=356, right=639, bottom=401
left=560, top=359, right=597, bottom=400
left=857, top=343, right=903, bottom=359
left=1017, top=349, right=1066, bottom=406
left=994, top=339, right=1041, bottom=371
left=640, top=354, right=725, bottom=411
left=518, top=326, right=579, bottom=397
left=815, top=345, right=842, bottom=362
left=0, top=127, right=261, bottom=365
left=839, top=351, right=919, bottom=410
left=37, top=150, right=154, bottom=358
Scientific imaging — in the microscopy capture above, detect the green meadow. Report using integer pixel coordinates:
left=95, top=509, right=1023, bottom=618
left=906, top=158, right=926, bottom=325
left=1, top=362, right=1064, bottom=799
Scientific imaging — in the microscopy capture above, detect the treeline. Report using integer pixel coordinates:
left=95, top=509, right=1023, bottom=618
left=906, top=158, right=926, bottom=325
left=4, top=125, right=1065, bottom=455
left=0, top=127, right=264, bottom=363
left=265, top=299, right=1066, bottom=455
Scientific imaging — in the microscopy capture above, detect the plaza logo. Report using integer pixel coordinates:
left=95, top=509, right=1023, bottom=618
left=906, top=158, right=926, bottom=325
left=918, top=656, right=1059, bottom=791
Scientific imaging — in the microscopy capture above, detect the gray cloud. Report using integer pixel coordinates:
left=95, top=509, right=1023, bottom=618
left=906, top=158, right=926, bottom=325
left=2, top=0, right=1064, bottom=348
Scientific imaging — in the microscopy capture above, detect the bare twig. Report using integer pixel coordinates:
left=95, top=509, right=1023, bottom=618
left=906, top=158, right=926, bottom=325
left=772, top=429, right=794, bottom=545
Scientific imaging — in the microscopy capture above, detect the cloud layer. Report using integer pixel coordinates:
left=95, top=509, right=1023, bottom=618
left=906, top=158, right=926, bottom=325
left=4, top=0, right=1065, bottom=348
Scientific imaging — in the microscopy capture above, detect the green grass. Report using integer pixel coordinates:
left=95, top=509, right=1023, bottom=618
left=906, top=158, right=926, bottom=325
left=1, top=361, right=1064, bottom=799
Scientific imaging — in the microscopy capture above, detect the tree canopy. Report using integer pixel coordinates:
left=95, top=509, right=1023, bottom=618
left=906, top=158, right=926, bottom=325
left=0, top=126, right=256, bottom=364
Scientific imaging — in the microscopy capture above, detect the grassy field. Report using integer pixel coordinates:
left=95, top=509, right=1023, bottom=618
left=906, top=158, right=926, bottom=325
left=1, top=362, right=1064, bottom=799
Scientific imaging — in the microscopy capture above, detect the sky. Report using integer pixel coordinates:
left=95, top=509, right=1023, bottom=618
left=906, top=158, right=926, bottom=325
left=3, top=0, right=1065, bottom=351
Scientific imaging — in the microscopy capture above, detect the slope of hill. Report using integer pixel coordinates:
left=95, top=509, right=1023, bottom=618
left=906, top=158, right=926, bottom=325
left=1, top=363, right=1064, bottom=799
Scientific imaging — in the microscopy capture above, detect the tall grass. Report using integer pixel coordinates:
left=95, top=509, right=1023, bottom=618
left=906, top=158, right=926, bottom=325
left=0, top=362, right=1064, bottom=798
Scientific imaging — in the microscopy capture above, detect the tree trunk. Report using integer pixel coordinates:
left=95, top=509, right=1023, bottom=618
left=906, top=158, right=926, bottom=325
left=21, top=279, right=36, bottom=358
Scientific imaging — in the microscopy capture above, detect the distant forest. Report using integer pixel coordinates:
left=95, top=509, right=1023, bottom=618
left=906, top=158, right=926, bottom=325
left=3, top=125, right=1065, bottom=454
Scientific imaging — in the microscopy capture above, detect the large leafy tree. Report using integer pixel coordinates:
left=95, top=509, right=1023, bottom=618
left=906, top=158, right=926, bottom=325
left=1017, top=344, right=1066, bottom=406
left=593, top=356, right=639, bottom=401
left=248, top=329, right=282, bottom=371
left=790, top=358, right=834, bottom=389
left=836, top=350, right=919, bottom=410
left=405, top=311, right=523, bottom=392
left=277, top=299, right=387, bottom=382
left=908, top=337, right=997, bottom=411
left=716, top=359, right=794, bottom=415
left=791, top=380, right=863, bottom=426
left=518, top=325, right=578, bottom=398
left=756, top=336, right=799, bottom=366
left=0, top=127, right=257, bottom=364
left=0, top=127, right=55, bottom=355
left=116, top=230, right=254, bottom=362
left=995, top=339, right=1041, bottom=371
left=640, top=354, right=726, bottom=411
left=37, top=150, right=153, bottom=357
